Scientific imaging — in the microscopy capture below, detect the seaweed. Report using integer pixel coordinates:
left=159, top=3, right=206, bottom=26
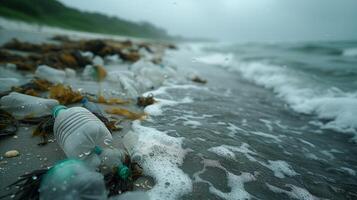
left=0, top=109, right=18, bottom=137
left=0, top=169, right=48, bottom=200
left=11, top=79, right=53, bottom=97
left=49, top=84, right=83, bottom=105
left=97, top=95, right=130, bottom=105
left=192, top=76, right=207, bottom=84
left=137, top=93, right=156, bottom=107
left=106, top=107, right=146, bottom=120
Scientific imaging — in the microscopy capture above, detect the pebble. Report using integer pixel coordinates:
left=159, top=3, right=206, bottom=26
left=4, top=150, right=20, bottom=158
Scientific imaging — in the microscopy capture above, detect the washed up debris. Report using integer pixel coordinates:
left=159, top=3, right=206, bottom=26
left=52, top=105, right=140, bottom=195
left=37, top=50, right=92, bottom=70
left=93, top=65, right=107, bottom=81
left=3, top=38, right=47, bottom=53
left=11, top=79, right=53, bottom=97
left=0, top=92, right=59, bottom=119
left=0, top=160, right=107, bottom=200
left=106, top=107, right=147, bottom=120
left=1, top=158, right=145, bottom=199
left=137, top=93, right=156, bottom=107
left=49, top=84, right=83, bottom=105
left=32, top=116, right=54, bottom=146
left=40, top=160, right=107, bottom=200
left=192, top=76, right=207, bottom=84
left=97, top=95, right=130, bottom=105
left=4, top=150, right=20, bottom=158
left=82, top=97, right=121, bottom=132
left=0, top=168, right=47, bottom=200
left=118, top=51, right=140, bottom=62
left=104, top=160, right=143, bottom=197
left=82, top=64, right=107, bottom=81
left=167, top=44, right=177, bottom=49
left=0, top=109, right=18, bottom=137
left=35, top=65, right=66, bottom=84
left=1, top=37, right=174, bottom=73
left=51, top=35, right=71, bottom=42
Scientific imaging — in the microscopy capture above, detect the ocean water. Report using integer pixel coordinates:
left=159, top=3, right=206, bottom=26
left=124, top=41, right=357, bottom=200
left=1, top=25, right=357, bottom=200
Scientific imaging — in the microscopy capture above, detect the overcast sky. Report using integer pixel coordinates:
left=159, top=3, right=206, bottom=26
left=59, top=0, right=357, bottom=42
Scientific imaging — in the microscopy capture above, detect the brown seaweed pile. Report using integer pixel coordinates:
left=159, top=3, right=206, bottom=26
left=0, top=37, right=175, bottom=71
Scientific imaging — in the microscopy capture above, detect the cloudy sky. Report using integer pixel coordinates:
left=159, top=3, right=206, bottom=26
left=59, top=0, right=357, bottom=42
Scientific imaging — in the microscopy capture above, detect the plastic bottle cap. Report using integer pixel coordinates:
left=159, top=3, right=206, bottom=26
left=118, top=165, right=130, bottom=180
left=53, top=105, right=67, bottom=118
left=93, top=146, right=103, bottom=155
left=81, top=97, right=89, bottom=104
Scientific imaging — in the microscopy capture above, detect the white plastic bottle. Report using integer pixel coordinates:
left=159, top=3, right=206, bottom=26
left=35, top=65, right=66, bottom=84
left=53, top=105, right=130, bottom=179
left=0, top=92, right=59, bottom=119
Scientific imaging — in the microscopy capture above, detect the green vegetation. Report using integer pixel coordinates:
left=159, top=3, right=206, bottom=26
left=0, top=0, right=170, bottom=39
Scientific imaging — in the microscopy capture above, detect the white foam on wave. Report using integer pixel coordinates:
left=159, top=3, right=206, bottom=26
left=142, top=84, right=208, bottom=116
left=208, top=143, right=258, bottom=162
left=183, top=120, right=202, bottom=128
left=261, top=160, right=299, bottom=178
left=208, top=146, right=236, bottom=160
left=195, top=53, right=234, bottom=67
left=230, top=61, right=357, bottom=142
left=209, top=172, right=256, bottom=200
left=250, top=131, right=282, bottom=143
left=298, top=139, right=316, bottom=148
left=343, top=48, right=357, bottom=57
left=144, top=98, right=192, bottom=116
left=124, top=121, right=192, bottom=200
left=266, top=183, right=319, bottom=200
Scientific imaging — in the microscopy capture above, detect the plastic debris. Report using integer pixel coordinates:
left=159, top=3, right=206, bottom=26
left=53, top=106, right=130, bottom=173
left=82, top=97, right=121, bottom=132
left=106, top=107, right=146, bottom=120
left=0, top=92, right=59, bottom=119
left=137, top=93, right=156, bottom=107
left=4, top=150, right=20, bottom=158
left=49, top=84, right=83, bottom=104
left=2, top=158, right=144, bottom=200
left=82, top=64, right=107, bottom=81
left=82, top=97, right=106, bottom=117
left=65, top=68, right=76, bottom=78
left=94, top=65, right=107, bottom=81
left=192, top=76, right=207, bottom=84
left=35, top=65, right=66, bottom=84
left=0, top=78, right=20, bottom=93
left=40, top=159, right=107, bottom=200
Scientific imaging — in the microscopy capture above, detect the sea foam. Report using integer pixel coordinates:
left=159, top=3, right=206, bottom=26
left=232, top=61, right=357, bottom=142
left=124, top=121, right=192, bottom=200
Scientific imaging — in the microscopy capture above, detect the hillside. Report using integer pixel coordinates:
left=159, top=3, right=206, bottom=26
left=0, top=0, right=171, bottom=39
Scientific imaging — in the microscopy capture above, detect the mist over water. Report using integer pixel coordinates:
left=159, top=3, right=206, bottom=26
left=59, top=0, right=357, bottom=42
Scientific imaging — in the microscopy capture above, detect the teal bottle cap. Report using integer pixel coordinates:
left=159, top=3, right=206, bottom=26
left=118, top=165, right=130, bottom=180
left=93, top=146, right=103, bottom=155
left=52, top=105, right=67, bottom=118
